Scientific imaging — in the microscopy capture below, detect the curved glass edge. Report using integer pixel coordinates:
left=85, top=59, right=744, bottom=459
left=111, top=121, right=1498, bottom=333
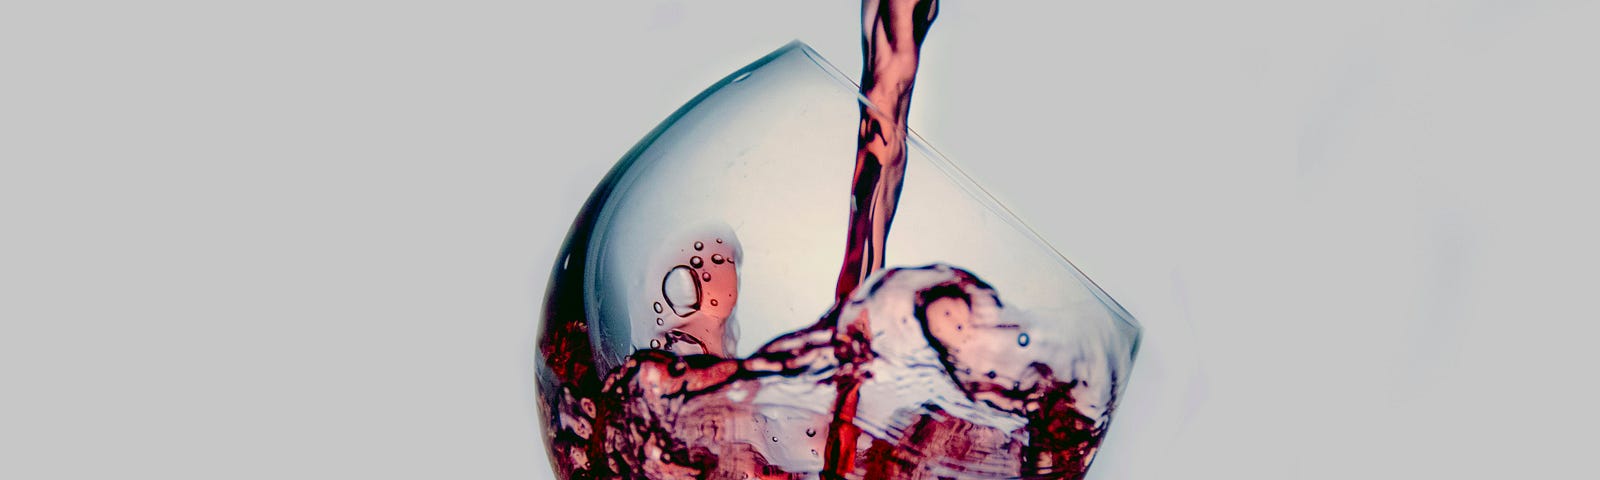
left=565, top=43, right=815, bottom=370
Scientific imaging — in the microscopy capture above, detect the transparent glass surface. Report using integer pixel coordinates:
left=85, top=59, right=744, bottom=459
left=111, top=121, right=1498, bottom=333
left=537, top=41, right=1140, bottom=479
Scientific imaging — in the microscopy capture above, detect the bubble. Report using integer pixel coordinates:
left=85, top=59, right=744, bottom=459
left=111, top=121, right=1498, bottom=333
left=653, top=302, right=663, bottom=314
left=649, top=339, right=661, bottom=348
left=693, top=241, right=704, bottom=251
left=805, top=428, right=816, bottom=437
left=715, top=238, right=723, bottom=244
left=701, top=271, right=712, bottom=282
left=689, top=256, right=703, bottom=268
left=656, top=318, right=664, bottom=326
left=711, top=254, right=725, bottom=264
left=709, top=299, right=718, bottom=306
left=1018, top=333, right=1031, bottom=347
left=771, top=436, right=779, bottom=442
left=662, top=266, right=701, bottom=316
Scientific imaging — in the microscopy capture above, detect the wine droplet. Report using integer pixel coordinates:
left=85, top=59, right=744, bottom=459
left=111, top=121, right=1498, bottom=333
left=693, top=241, right=704, bottom=251
left=701, top=271, right=712, bottom=282
left=649, top=339, right=661, bottom=349
left=805, top=428, right=816, bottom=437
left=1018, top=333, right=1030, bottom=347
left=711, top=254, right=725, bottom=264
left=690, top=256, right=704, bottom=268
left=653, top=302, right=663, bottom=314
left=709, top=299, right=718, bottom=307
left=656, top=318, right=664, bottom=326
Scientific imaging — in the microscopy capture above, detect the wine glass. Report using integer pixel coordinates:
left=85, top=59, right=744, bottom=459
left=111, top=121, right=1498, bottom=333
left=537, top=41, right=1140, bottom=479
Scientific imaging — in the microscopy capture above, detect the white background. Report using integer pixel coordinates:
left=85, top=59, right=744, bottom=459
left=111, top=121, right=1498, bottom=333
left=4, top=1, right=1598, bottom=478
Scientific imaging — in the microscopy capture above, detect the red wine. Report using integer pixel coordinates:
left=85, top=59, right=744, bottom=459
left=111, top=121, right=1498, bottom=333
left=544, top=263, right=1111, bottom=479
left=537, top=1, right=1116, bottom=478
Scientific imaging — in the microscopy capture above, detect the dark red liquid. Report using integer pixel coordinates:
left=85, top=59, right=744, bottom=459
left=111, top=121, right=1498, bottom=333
left=542, top=264, right=1110, bottom=479
left=536, top=1, right=1114, bottom=478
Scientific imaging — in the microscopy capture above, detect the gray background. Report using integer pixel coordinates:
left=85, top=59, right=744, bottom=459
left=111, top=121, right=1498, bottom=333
left=3, top=1, right=1597, bottom=478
